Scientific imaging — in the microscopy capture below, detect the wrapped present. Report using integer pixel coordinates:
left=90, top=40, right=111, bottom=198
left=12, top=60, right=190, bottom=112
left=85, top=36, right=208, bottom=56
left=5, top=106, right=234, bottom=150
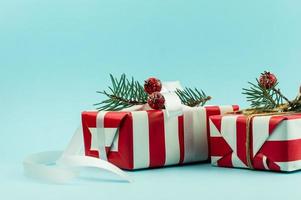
left=82, top=105, right=239, bottom=170
left=209, top=113, right=301, bottom=172
left=209, top=71, right=301, bottom=172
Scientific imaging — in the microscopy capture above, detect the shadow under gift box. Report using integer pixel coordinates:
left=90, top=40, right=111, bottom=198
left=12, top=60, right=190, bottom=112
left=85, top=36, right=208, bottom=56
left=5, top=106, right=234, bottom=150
left=209, top=113, right=301, bottom=172
left=81, top=105, right=239, bottom=170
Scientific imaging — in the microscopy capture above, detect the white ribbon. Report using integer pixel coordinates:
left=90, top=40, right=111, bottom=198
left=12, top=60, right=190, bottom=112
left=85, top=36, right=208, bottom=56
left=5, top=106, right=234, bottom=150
left=161, top=81, right=184, bottom=118
left=23, top=126, right=131, bottom=183
left=23, top=81, right=185, bottom=183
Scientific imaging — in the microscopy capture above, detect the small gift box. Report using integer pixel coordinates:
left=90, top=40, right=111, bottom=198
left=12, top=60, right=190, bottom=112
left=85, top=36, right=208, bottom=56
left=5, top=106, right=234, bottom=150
left=209, top=113, right=301, bottom=172
left=209, top=71, right=301, bottom=172
left=82, top=105, right=239, bottom=170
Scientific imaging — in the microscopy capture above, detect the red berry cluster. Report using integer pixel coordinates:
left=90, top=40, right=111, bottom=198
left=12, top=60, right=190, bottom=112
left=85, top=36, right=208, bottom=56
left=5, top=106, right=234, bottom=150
left=259, top=71, right=277, bottom=89
left=144, top=77, right=165, bottom=110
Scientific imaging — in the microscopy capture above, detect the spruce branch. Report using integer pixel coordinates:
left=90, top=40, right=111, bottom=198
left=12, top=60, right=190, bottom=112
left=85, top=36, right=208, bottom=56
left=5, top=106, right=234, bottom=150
left=95, top=74, right=211, bottom=111
left=271, top=88, right=293, bottom=106
left=175, top=88, right=211, bottom=107
left=242, top=79, right=284, bottom=109
left=94, top=74, right=147, bottom=111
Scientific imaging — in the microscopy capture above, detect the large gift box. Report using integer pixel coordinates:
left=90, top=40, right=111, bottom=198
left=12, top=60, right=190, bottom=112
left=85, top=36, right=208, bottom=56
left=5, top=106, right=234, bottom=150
left=209, top=113, right=301, bottom=172
left=82, top=105, right=239, bottom=170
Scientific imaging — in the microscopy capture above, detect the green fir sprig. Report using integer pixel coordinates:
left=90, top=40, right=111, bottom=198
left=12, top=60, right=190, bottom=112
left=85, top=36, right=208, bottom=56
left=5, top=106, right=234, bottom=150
left=94, top=74, right=147, bottom=111
left=176, top=88, right=211, bottom=107
left=242, top=79, right=284, bottom=109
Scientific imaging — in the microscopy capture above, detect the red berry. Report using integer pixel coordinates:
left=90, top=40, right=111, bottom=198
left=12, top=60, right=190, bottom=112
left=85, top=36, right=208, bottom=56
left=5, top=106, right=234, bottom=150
left=259, top=71, right=277, bottom=89
left=144, top=77, right=162, bottom=94
left=147, top=92, right=165, bottom=110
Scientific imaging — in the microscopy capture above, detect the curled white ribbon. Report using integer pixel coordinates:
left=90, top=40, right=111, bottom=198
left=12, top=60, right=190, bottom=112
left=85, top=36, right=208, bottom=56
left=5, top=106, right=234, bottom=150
left=23, top=126, right=131, bottom=183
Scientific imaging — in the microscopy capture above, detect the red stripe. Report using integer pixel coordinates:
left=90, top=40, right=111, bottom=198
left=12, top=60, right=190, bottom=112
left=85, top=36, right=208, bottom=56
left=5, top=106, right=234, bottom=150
left=210, top=137, right=232, bottom=156
left=82, top=112, right=99, bottom=158
left=178, top=115, right=185, bottom=164
left=252, top=154, right=266, bottom=170
left=82, top=111, right=97, bottom=127
left=147, top=110, right=166, bottom=168
left=111, top=112, right=134, bottom=170
left=104, top=112, right=130, bottom=127
left=259, top=139, right=301, bottom=162
left=266, top=160, right=281, bottom=171
left=283, top=113, right=301, bottom=120
left=205, top=106, right=221, bottom=156
left=217, top=153, right=233, bottom=167
left=269, top=116, right=286, bottom=135
left=236, top=116, right=247, bottom=166
left=107, top=152, right=124, bottom=168
left=249, top=118, right=254, bottom=166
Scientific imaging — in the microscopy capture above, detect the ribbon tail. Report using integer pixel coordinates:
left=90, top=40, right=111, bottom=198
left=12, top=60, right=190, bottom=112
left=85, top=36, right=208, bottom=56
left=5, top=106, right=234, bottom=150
left=23, top=125, right=131, bottom=183
left=58, top=155, right=132, bottom=182
left=23, top=151, right=78, bottom=184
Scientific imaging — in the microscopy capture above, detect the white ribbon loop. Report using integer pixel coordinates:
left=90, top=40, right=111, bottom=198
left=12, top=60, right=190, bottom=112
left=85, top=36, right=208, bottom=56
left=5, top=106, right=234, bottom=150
left=161, top=81, right=184, bottom=118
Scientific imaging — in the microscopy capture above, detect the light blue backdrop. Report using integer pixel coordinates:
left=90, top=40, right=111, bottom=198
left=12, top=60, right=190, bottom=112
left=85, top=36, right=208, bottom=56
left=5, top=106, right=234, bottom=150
left=1, top=0, right=301, bottom=199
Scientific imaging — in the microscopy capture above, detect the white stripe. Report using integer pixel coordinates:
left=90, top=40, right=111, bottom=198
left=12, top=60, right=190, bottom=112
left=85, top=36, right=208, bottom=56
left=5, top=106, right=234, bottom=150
left=183, top=107, right=194, bottom=163
left=219, top=105, right=234, bottom=115
left=209, top=119, right=222, bottom=137
left=110, top=129, right=119, bottom=152
left=252, top=116, right=271, bottom=157
left=231, top=153, right=247, bottom=168
left=262, top=155, right=269, bottom=170
left=163, top=112, right=180, bottom=165
left=194, top=107, right=209, bottom=161
left=96, top=111, right=108, bottom=161
left=220, top=115, right=238, bottom=153
left=211, top=156, right=222, bottom=165
left=275, top=160, right=301, bottom=172
left=89, top=127, right=118, bottom=152
left=268, top=118, right=301, bottom=141
left=132, top=111, right=150, bottom=169
left=183, top=107, right=208, bottom=162
left=90, top=128, right=98, bottom=151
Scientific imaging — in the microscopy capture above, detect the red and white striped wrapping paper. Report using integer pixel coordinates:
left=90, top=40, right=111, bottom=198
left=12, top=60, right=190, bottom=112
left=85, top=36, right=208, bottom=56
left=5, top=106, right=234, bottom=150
left=82, top=105, right=239, bottom=170
left=210, top=113, right=301, bottom=172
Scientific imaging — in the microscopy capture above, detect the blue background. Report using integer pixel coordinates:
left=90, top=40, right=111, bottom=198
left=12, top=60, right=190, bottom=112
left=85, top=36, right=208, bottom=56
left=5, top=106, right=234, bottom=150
left=1, top=0, right=301, bottom=199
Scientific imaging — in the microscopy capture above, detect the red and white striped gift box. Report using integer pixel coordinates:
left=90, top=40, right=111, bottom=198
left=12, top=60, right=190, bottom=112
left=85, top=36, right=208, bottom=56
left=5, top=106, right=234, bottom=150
left=82, top=105, right=239, bottom=170
left=210, top=113, right=301, bottom=172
